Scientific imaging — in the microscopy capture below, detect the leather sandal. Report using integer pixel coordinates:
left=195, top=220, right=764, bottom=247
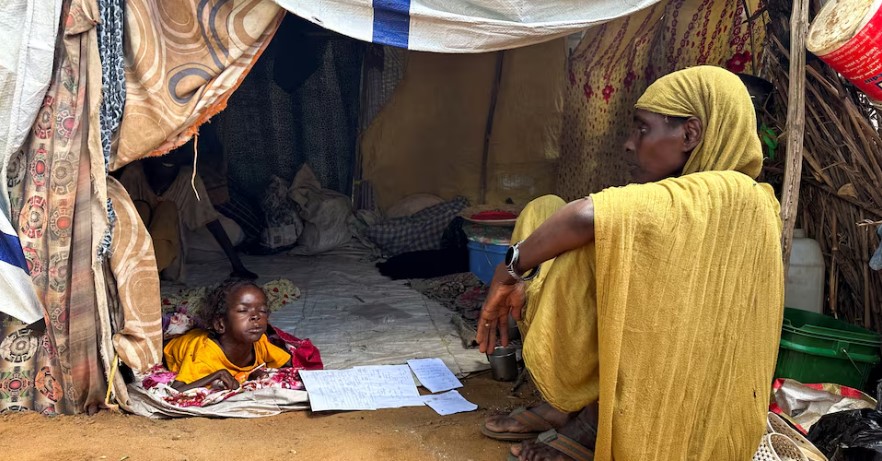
left=481, top=406, right=555, bottom=441
left=507, top=429, right=595, bottom=461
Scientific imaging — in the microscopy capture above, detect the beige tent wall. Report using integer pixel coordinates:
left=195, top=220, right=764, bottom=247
left=361, top=39, right=565, bottom=211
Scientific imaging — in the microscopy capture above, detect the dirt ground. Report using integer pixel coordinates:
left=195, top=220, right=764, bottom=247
left=0, top=371, right=537, bottom=461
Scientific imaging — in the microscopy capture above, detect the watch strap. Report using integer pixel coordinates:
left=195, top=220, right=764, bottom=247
left=506, top=241, right=540, bottom=282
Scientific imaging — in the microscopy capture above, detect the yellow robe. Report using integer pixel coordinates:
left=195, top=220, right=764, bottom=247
left=517, top=67, right=784, bottom=460
left=164, top=329, right=291, bottom=384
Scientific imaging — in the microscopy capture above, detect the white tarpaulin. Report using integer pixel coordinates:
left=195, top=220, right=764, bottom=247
left=0, top=213, right=43, bottom=325
left=274, top=0, right=661, bottom=53
left=0, top=1, right=48, bottom=324
left=0, top=0, right=62, bottom=218
left=167, top=251, right=489, bottom=376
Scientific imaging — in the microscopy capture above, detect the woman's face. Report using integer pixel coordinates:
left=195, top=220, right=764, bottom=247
left=623, top=109, right=698, bottom=184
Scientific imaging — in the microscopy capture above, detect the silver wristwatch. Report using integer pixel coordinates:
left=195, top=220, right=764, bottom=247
left=504, top=241, right=540, bottom=282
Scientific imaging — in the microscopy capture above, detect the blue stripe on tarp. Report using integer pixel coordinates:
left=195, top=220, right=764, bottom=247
left=0, top=231, right=28, bottom=272
left=373, top=0, right=411, bottom=49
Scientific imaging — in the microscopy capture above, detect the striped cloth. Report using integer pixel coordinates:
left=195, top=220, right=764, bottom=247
left=275, top=0, right=661, bottom=53
left=0, top=210, right=42, bottom=325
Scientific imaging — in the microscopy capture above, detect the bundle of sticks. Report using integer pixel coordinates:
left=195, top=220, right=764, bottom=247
left=763, top=0, right=882, bottom=330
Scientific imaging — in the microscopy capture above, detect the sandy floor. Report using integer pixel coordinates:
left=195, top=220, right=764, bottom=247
left=0, top=372, right=537, bottom=461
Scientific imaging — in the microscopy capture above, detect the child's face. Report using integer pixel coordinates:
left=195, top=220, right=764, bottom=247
left=216, top=286, right=269, bottom=344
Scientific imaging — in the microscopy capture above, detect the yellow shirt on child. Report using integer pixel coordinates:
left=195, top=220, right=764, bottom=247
left=164, top=328, right=291, bottom=384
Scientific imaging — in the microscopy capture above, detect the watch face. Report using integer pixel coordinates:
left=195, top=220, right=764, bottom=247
left=504, top=246, right=515, bottom=266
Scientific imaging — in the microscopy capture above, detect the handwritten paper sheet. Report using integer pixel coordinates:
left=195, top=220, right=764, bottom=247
left=299, top=365, right=424, bottom=412
left=407, top=358, right=463, bottom=393
left=299, top=369, right=375, bottom=411
left=354, top=365, right=424, bottom=409
left=421, top=390, right=478, bottom=416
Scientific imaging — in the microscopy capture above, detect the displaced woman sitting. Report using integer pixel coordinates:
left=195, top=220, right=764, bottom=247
left=164, top=279, right=291, bottom=392
left=477, top=66, right=784, bottom=460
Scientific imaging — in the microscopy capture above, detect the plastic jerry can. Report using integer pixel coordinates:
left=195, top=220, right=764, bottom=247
left=784, top=229, right=825, bottom=314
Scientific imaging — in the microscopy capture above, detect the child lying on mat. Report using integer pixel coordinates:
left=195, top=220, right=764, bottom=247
left=164, top=279, right=291, bottom=392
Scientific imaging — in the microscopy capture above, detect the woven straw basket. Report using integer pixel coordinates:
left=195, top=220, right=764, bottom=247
left=754, top=433, right=809, bottom=461
left=754, top=412, right=828, bottom=461
left=766, top=412, right=828, bottom=461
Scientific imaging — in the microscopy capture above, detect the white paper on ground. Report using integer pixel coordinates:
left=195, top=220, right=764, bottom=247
left=300, top=365, right=425, bottom=412
left=299, top=369, right=376, bottom=411
left=421, top=390, right=477, bottom=416
left=354, top=365, right=425, bottom=408
left=407, top=358, right=463, bottom=393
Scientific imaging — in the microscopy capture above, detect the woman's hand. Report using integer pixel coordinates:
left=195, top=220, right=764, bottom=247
left=476, top=264, right=527, bottom=353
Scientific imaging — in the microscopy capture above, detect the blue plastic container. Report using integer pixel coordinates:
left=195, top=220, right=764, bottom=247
left=467, top=241, right=507, bottom=285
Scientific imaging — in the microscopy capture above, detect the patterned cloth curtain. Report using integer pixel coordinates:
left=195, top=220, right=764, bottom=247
left=212, top=16, right=364, bottom=199
left=4, top=0, right=109, bottom=415
left=359, top=45, right=407, bottom=133
left=0, top=0, right=281, bottom=415
left=556, top=0, right=765, bottom=199
left=111, top=0, right=284, bottom=169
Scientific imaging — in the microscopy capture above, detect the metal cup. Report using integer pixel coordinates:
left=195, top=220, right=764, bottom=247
left=507, top=314, right=520, bottom=341
left=488, top=346, right=519, bottom=381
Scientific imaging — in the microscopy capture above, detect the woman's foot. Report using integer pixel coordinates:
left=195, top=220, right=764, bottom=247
left=482, top=401, right=573, bottom=441
left=509, top=404, right=597, bottom=461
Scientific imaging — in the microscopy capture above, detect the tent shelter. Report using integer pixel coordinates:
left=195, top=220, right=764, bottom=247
left=0, top=0, right=672, bottom=414
left=0, top=0, right=809, bottom=417
left=209, top=14, right=566, bottom=213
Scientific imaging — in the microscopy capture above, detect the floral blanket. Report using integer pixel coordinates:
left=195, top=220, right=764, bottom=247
left=126, top=377, right=308, bottom=419
left=126, top=279, right=321, bottom=417
left=140, top=366, right=305, bottom=408
left=127, top=327, right=318, bottom=418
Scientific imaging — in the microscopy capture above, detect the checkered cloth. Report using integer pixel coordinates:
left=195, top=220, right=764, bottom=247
left=366, top=197, right=468, bottom=257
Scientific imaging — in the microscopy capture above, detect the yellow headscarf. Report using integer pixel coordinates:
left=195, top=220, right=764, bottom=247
left=634, top=66, right=763, bottom=178
left=521, top=66, right=782, bottom=460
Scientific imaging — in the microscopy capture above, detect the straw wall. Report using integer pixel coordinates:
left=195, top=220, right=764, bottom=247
left=765, top=0, right=882, bottom=329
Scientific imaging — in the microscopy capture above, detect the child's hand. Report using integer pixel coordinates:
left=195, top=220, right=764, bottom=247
left=247, top=368, right=268, bottom=381
left=236, top=363, right=268, bottom=383
left=209, top=370, right=240, bottom=390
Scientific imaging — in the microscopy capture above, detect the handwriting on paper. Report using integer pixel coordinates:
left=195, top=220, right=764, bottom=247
left=407, top=358, right=463, bottom=393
